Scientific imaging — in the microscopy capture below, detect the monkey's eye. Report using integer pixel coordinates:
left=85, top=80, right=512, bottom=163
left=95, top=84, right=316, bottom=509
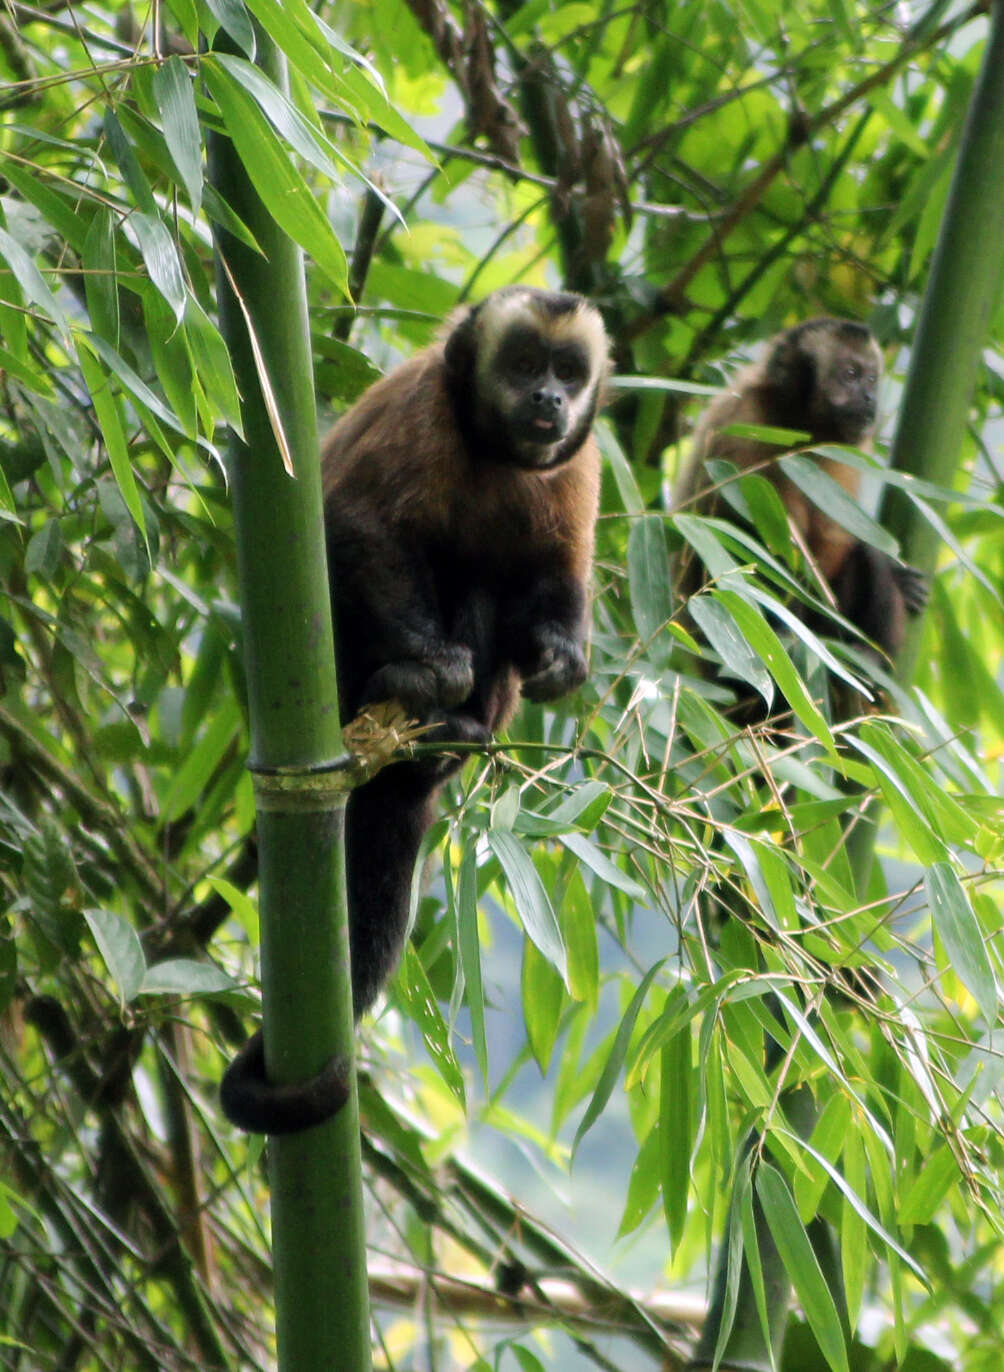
left=554, top=359, right=585, bottom=384
left=844, top=364, right=861, bottom=381
left=510, top=352, right=542, bottom=379
left=552, top=348, right=588, bottom=385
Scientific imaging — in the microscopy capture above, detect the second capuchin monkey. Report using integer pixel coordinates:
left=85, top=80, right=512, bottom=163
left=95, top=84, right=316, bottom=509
left=221, top=286, right=609, bottom=1133
left=674, top=318, right=926, bottom=677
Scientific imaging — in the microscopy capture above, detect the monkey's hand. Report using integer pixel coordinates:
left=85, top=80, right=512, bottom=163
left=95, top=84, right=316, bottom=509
left=361, top=642, right=475, bottom=717
left=520, top=625, right=587, bottom=702
left=893, top=563, right=929, bottom=618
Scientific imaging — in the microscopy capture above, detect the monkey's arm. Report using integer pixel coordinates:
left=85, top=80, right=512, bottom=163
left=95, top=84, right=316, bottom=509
left=326, top=508, right=474, bottom=716
left=828, top=541, right=928, bottom=658
left=501, top=568, right=589, bottom=703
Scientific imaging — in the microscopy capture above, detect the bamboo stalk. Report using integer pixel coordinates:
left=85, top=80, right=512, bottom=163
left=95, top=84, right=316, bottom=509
left=880, top=1, right=1004, bottom=684
left=207, top=29, right=371, bottom=1372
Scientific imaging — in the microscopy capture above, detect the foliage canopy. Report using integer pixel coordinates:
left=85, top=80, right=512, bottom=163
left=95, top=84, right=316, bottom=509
left=0, top=2, right=1002, bottom=1369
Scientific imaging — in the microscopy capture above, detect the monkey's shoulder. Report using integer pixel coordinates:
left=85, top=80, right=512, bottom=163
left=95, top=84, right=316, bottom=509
left=322, top=349, right=455, bottom=478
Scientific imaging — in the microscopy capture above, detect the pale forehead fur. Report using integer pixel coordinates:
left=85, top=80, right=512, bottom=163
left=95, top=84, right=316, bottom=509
left=790, top=320, right=882, bottom=369
left=475, top=290, right=608, bottom=381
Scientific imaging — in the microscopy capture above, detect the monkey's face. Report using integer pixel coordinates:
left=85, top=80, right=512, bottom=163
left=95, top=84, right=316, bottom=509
left=812, top=342, right=882, bottom=442
left=449, top=289, right=608, bottom=471
left=490, top=325, right=594, bottom=466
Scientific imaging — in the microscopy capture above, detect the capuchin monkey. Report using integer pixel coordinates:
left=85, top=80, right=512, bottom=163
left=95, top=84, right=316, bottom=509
left=221, top=287, right=609, bottom=1133
left=675, top=318, right=927, bottom=686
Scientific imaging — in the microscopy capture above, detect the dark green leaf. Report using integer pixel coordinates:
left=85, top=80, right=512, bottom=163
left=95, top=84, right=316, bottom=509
left=573, top=960, right=664, bottom=1153
left=756, top=1164, right=850, bottom=1372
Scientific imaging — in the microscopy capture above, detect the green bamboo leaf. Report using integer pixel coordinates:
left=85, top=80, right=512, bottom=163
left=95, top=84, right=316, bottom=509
left=689, top=594, right=773, bottom=707
left=849, top=733, right=949, bottom=866
left=204, top=0, right=256, bottom=56
left=596, top=423, right=644, bottom=514
left=332, top=59, right=435, bottom=161
left=627, top=514, right=674, bottom=645
left=1, top=159, right=92, bottom=251
left=0, top=226, right=70, bottom=345
left=734, top=1160, right=768, bottom=1359
left=926, top=861, right=999, bottom=1023
left=628, top=970, right=749, bottom=1079
left=716, top=588, right=836, bottom=753
left=869, top=89, right=930, bottom=158
left=144, top=290, right=197, bottom=437
left=83, top=908, right=146, bottom=1005
left=161, top=700, right=242, bottom=823
left=103, top=109, right=157, bottom=215
left=756, top=1164, right=850, bottom=1372
left=659, top=987, right=691, bottom=1252
left=521, top=937, right=564, bottom=1073
left=779, top=454, right=898, bottom=556
left=138, top=959, right=238, bottom=997
left=130, top=212, right=186, bottom=326
left=615, top=374, right=721, bottom=397
left=241, top=0, right=340, bottom=104
left=213, top=53, right=352, bottom=186
left=719, top=467, right=793, bottom=557
left=203, top=61, right=348, bottom=296
left=164, top=0, right=198, bottom=47
left=858, top=722, right=977, bottom=847
left=573, top=959, right=665, bottom=1153
left=456, top=847, right=487, bottom=1082
left=722, top=421, right=812, bottom=447
left=545, top=779, right=612, bottom=830
left=618, top=1126, right=661, bottom=1236
left=723, top=831, right=797, bottom=931
left=511, top=1348, right=546, bottom=1372
left=206, top=877, right=259, bottom=941
left=81, top=207, right=119, bottom=346
left=841, top=1127, right=867, bottom=1329
left=784, top=1127, right=926, bottom=1283
left=397, top=944, right=466, bottom=1108
left=487, top=828, right=567, bottom=983
left=0, top=342, right=54, bottom=397
left=25, top=521, right=62, bottom=579
left=516, top=780, right=611, bottom=838
left=559, top=831, right=646, bottom=901
left=75, top=335, right=149, bottom=553
left=87, top=333, right=204, bottom=446
left=153, top=56, right=203, bottom=213
left=560, top=868, right=599, bottom=1010
left=794, top=1093, right=849, bottom=1222
left=898, top=1144, right=958, bottom=1227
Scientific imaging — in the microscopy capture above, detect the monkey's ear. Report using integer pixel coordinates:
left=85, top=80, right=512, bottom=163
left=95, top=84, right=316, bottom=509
left=443, top=304, right=480, bottom=378
left=766, top=326, right=815, bottom=398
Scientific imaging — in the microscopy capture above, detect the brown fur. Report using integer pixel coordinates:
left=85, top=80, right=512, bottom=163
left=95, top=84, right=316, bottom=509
left=221, top=288, right=607, bottom=1134
left=675, top=319, right=923, bottom=665
left=323, top=344, right=600, bottom=601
